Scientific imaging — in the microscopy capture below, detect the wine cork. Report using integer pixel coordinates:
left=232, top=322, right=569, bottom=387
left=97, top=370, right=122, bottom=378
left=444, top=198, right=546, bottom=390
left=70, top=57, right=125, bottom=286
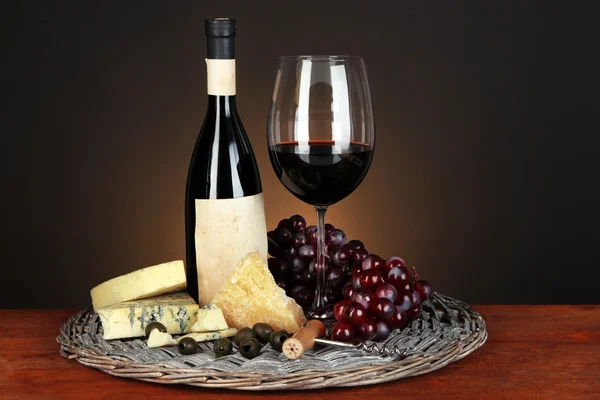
left=282, top=320, right=326, bottom=360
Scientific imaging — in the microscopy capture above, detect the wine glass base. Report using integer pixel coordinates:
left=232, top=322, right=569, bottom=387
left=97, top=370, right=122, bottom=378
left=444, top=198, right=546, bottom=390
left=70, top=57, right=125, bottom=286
left=307, top=305, right=334, bottom=320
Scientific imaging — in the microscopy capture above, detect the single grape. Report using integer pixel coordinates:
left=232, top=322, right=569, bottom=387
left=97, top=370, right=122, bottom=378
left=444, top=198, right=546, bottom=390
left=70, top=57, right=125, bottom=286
left=388, top=307, right=409, bottom=330
left=343, top=283, right=354, bottom=299
left=278, top=218, right=294, bottom=231
left=326, top=229, right=347, bottom=249
left=411, top=266, right=432, bottom=301
left=334, top=299, right=352, bottom=322
left=291, top=272, right=302, bottom=283
left=323, top=286, right=343, bottom=304
left=275, top=277, right=288, bottom=291
left=275, top=227, right=294, bottom=248
left=351, top=287, right=374, bottom=310
left=395, top=289, right=413, bottom=311
left=361, top=254, right=384, bottom=271
left=330, top=246, right=350, bottom=268
left=290, top=256, right=306, bottom=274
left=414, top=280, right=432, bottom=301
left=326, top=268, right=344, bottom=288
left=289, top=214, right=306, bottom=232
left=301, top=269, right=316, bottom=287
left=293, top=287, right=314, bottom=309
left=374, top=320, right=390, bottom=341
left=283, top=246, right=297, bottom=259
left=356, top=318, right=378, bottom=341
left=370, top=298, right=394, bottom=321
left=407, top=305, right=423, bottom=320
left=387, top=266, right=411, bottom=290
left=274, top=259, right=290, bottom=276
left=331, top=321, right=355, bottom=342
left=324, top=223, right=335, bottom=235
left=289, top=285, right=306, bottom=298
left=359, top=269, right=383, bottom=290
left=351, top=248, right=368, bottom=266
left=342, top=242, right=355, bottom=257
left=351, top=272, right=362, bottom=289
left=410, top=290, right=422, bottom=308
left=382, top=256, right=406, bottom=278
left=293, top=232, right=308, bottom=249
left=348, top=239, right=365, bottom=251
left=373, top=283, right=398, bottom=303
left=343, top=303, right=366, bottom=327
left=306, top=225, right=318, bottom=246
left=298, top=244, right=316, bottom=263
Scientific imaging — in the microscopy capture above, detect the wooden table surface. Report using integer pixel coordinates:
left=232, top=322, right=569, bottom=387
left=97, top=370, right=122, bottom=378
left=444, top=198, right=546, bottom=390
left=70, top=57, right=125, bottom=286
left=1, top=306, right=599, bottom=399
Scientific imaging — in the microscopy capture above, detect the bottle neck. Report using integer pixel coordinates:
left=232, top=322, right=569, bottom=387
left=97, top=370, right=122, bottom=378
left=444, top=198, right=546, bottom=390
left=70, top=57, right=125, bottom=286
left=206, top=59, right=236, bottom=96
left=207, top=94, right=237, bottom=116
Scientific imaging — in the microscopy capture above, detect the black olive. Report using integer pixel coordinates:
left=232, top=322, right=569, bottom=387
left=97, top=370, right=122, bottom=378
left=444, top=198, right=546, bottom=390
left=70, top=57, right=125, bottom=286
left=233, top=327, right=256, bottom=346
left=145, top=322, right=167, bottom=338
left=269, top=330, right=291, bottom=352
left=239, top=338, right=261, bottom=359
left=213, top=338, right=233, bottom=357
left=178, top=337, right=198, bottom=355
left=252, top=323, right=273, bottom=344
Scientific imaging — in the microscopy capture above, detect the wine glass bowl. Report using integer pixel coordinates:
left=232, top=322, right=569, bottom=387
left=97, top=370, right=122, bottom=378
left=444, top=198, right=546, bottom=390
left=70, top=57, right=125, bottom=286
left=267, top=55, right=375, bottom=317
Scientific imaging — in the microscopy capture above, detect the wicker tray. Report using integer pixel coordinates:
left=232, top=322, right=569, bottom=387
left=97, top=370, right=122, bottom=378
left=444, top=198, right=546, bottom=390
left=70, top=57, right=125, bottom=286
left=57, top=292, right=486, bottom=390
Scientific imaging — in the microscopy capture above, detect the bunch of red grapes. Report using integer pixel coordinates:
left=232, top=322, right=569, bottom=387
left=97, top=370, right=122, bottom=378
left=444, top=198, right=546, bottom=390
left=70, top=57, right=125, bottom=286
left=267, top=215, right=355, bottom=308
left=267, top=214, right=432, bottom=342
left=332, top=256, right=432, bottom=343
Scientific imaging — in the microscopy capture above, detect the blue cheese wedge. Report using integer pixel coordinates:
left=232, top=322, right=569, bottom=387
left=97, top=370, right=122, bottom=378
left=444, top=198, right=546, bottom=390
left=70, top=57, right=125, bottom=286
left=97, top=292, right=199, bottom=340
left=177, top=328, right=238, bottom=343
left=191, top=304, right=229, bottom=332
left=147, top=329, right=177, bottom=348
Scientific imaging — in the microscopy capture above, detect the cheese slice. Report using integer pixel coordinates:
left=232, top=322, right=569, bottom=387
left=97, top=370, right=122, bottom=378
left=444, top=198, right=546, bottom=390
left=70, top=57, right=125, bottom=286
left=97, top=292, right=199, bottom=340
left=191, top=304, right=229, bottom=332
left=91, top=260, right=186, bottom=310
left=147, top=329, right=177, bottom=348
left=212, top=252, right=307, bottom=333
left=177, top=328, right=238, bottom=343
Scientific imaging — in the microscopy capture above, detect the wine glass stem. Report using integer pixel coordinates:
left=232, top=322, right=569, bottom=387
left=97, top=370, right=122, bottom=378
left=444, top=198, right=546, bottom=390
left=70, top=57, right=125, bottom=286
left=313, top=205, right=328, bottom=309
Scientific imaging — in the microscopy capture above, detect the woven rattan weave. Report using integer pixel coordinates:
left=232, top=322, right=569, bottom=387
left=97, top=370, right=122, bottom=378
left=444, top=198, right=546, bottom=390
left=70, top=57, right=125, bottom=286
left=57, top=292, right=486, bottom=390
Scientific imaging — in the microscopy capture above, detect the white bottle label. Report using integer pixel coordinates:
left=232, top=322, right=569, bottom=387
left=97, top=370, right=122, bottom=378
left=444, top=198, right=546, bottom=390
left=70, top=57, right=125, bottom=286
left=194, top=193, right=268, bottom=306
left=206, top=59, right=236, bottom=96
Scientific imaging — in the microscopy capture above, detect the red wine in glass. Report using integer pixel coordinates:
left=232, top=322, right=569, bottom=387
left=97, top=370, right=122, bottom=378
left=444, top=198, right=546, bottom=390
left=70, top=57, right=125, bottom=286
left=269, top=140, right=374, bottom=206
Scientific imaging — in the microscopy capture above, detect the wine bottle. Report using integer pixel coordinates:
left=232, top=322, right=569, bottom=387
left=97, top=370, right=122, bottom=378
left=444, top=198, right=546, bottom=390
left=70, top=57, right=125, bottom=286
left=185, top=18, right=267, bottom=305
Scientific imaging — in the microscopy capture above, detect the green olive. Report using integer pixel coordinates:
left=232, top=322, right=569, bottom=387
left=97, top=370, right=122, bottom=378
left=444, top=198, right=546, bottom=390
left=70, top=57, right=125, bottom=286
left=213, top=338, right=233, bottom=357
left=233, top=327, right=256, bottom=346
left=239, top=337, right=261, bottom=359
left=178, top=337, right=198, bottom=355
left=269, top=330, right=290, bottom=352
left=252, top=323, right=273, bottom=344
left=144, top=322, right=167, bottom=338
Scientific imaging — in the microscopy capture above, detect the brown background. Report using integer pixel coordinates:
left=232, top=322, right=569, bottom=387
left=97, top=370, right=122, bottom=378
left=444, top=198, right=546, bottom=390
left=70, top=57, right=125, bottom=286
left=2, top=1, right=599, bottom=308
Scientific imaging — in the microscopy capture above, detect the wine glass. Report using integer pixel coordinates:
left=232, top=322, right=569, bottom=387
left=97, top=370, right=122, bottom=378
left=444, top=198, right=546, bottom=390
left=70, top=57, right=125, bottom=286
left=267, top=55, right=375, bottom=318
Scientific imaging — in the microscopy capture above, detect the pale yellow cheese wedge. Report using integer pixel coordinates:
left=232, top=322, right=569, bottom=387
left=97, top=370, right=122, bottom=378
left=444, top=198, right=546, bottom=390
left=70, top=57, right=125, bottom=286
left=147, top=329, right=177, bottom=348
left=212, top=252, right=307, bottom=333
left=91, top=260, right=186, bottom=310
left=177, top=328, right=238, bottom=343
